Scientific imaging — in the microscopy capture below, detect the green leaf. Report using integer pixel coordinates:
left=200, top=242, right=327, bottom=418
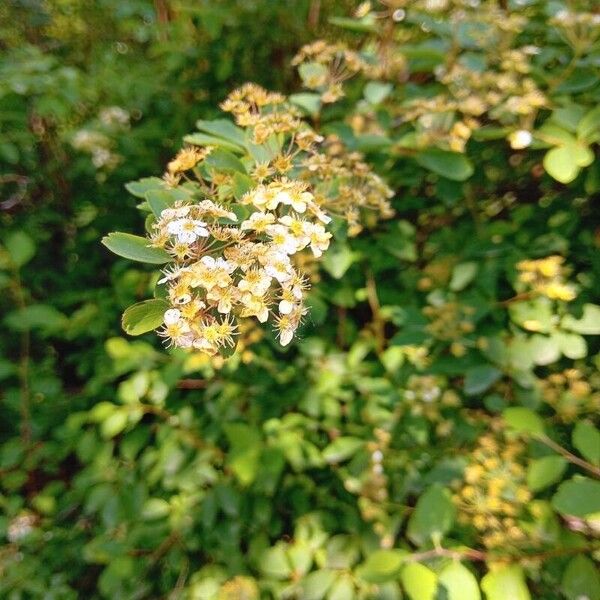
left=561, top=304, right=600, bottom=335
left=204, top=148, right=247, bottom=173
left=322, top=243, right=358, bottom=279
left=299, top=570, right=337, bottom=600
left=232, top=172, right=254, bottom=200
left=555, top=68, right=597, bottom=94
left=572, top=421, right=600, bottom=466
left=356, top=550, right=407, bottom=584
left=322, top=437, right=363, bottom=464
left=125, top=177, right=165, bottom=198
left=543, top=146, right=580, bottom=184
left=289, top=93, right=322, bottom=115
left=4, top=231, right=35, bottom=268
left=481, top=566, right=530, bottom=600
left=438, top=562, right=481, bottom=600
left=141, top=498, right=170, bottom=520
left=503, top=407, right=544, bottom=436
left=260, top=543, right=292, bottom=579
left=101, top=232, right=171, bottom=264
left=327, top=574, right=355, bottom=600
left=407, top=484, right=455, bottom=546
left=287, top=541, right=313, bottom=577
left=145, top=190, right=172, bottom=218
left=550, top=106, right=586, bottom=133
left=554, top=330, right=587, bottom=359
left=508, top=297, right=554, bottom=333
left=121, top=299, right=168, bottom=336
left=449, top=262, right=478, bottom=291
left=364, top=82, right=393, bottom=105
left=561, top=556, right=600, bottom=600
left=464, top=366, right=502, bottom=396
left=195, top=118, right=246, bottom=147
left=526, top=456, right=567, bottom=492
left=529, top=334, right=560, bottom=366
left=144, top=187, right=190, bottom=217
left=415, top=149, right=474, bottom=181
left=577, top=106, right=600, bottom=141
left=552, top=478, right=600, bottom=518
left=400, top=563, right=437, bottom=600
left=224, top=423, right=262, bottom=486
left=184, top=132, right=244, bottom=153
left=100, top=409, right=129, bottom=439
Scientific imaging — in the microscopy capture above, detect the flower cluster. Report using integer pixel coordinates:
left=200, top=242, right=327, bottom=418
left=516, top=256, right=577, bottom=302
left=71, top=106, right=130, bottom=174
left=456, top=429, right=531, bottom=550
left=292, top=40, right=368, bottom=103
left=539, top=368, right=600, bottom=422
left=152, top=185, right=330, bottom=353
left=423, top=302, right=475, bottom=342
left=294, top=2, right=555, bottom=155
left=117, top=84, right=394, bottom=357
left=302, top=135, right=394, bottom=236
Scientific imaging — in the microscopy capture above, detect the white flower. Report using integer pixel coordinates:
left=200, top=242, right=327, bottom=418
left=196, top=200, right=237, bottom=220
left=278, top=215, right=310, bottom=249
left=262, top=251, right=293, bottom=283
left=266, top=224, right=299, bottom=255
left=200, top=255, right=236, bottom=273
left=167, top=218, right=210, bottom=243
left=241, top=211, right=276, bottom=232
left=274, top=189, right=311, bottom=212
left=306, top=223, right=332, bottom=258
left=508, top=129, right=533, bottom=150
left=238, top=268, right=272, bottom=296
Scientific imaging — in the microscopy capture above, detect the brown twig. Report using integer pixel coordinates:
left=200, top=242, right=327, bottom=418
left=176, top=378, right=208, bottom=389
left=365, top=270, right=385, bottom=354
left=536, top=434, right=600, bottom=478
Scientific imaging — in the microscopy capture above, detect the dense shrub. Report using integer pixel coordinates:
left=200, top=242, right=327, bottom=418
left=1, top=1, right=599, bottom=598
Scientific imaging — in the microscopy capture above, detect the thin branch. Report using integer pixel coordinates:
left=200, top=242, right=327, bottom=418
left=536, top=434, right=600, bottom=478
left=176, top=378, right=208, bottom=389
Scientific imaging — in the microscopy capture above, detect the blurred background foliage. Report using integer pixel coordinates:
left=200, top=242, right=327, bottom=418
left=0, top=0, right=599, bottom=599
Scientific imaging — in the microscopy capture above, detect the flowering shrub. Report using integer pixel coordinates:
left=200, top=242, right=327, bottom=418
left=2, top=1, right=600, bottom=599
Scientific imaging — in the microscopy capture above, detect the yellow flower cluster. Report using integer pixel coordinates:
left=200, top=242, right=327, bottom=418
left=294, top=2, right=553, bottom=154
left=516, top=255, right=577, bottom=302
left=423, top=302, right=475, bottom=341
left=456, top=430, right=531, bottom=550
left=540, top=368, right=600, bottom=422
left=292, top=40, right=367, bottom=103
left=302, top=135, right=394, bottom=236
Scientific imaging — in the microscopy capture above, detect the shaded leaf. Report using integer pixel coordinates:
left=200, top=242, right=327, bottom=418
left=102, top=232, right=171, bottom=264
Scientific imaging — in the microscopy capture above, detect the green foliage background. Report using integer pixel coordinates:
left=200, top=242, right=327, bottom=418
left=1, top=1, right=599, bottom=599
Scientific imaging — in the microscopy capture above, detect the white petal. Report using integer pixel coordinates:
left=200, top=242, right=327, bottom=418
left=164, top=309, right=182, bottom=325
left=279, top=300, right=294, bottom=314
left=279, top=329, right=294, bottom=346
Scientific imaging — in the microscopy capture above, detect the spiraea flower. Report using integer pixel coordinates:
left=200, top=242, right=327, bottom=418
left=116, top=84, right=392, bottom=357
